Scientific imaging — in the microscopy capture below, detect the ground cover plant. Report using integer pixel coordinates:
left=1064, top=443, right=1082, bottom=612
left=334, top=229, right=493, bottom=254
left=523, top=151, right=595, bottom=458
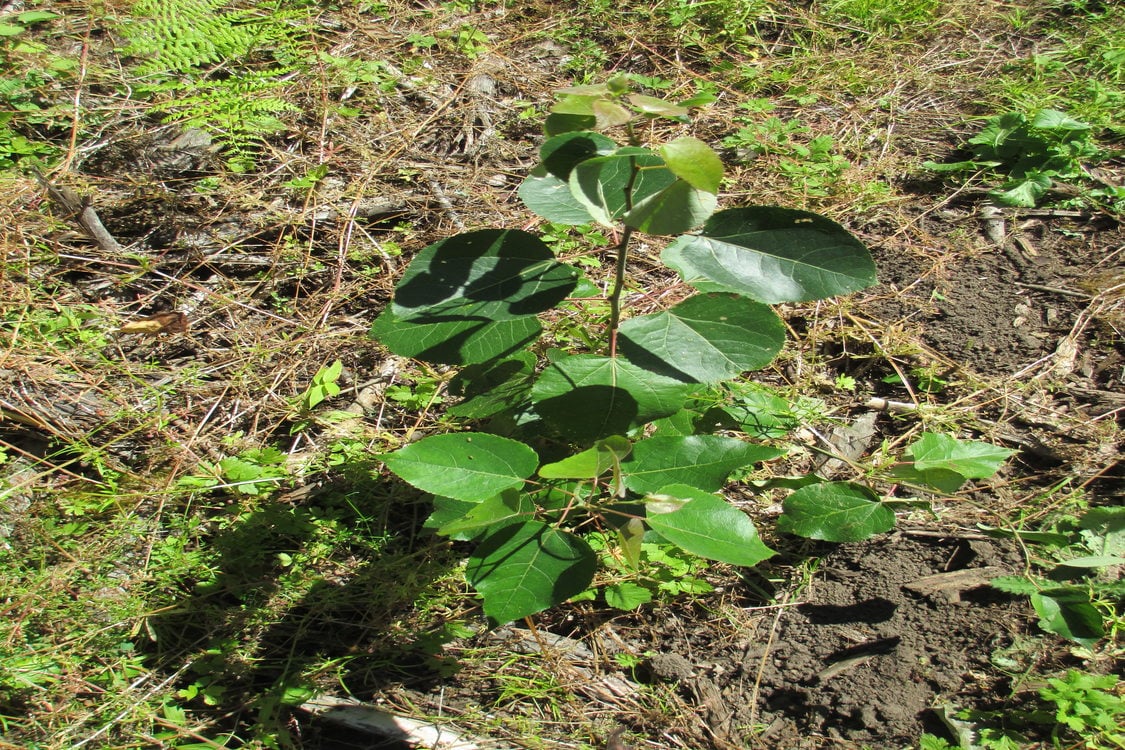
left=1, top=0, right=1122, bottom=748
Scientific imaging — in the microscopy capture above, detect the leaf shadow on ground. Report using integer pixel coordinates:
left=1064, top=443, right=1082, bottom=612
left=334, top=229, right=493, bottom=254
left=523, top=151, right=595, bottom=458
left=144, top=478, right=463, bottom=738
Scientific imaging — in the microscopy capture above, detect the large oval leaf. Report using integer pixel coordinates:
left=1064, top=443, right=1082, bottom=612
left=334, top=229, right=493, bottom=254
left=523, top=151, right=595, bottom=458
left=371, top=229, right=579, bottom=364
left=645, top=484, right=775, bottom=567
left=662, top=207, right=876, bottom=303
left=778, top=482, right=894, bottom=542
left=618, top=293, right=785, bottom=382
left=467, top=520, right=596, bottom=625
left=530, top=354, right=692, bottom=442
left=622, top=435, right=782, bottom=494
left=383, top=433, right=538, bottom=502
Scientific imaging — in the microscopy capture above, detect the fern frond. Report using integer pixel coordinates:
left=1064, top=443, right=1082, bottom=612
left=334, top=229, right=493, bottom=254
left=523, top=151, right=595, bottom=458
left=118, top=0, right=313, bottom=161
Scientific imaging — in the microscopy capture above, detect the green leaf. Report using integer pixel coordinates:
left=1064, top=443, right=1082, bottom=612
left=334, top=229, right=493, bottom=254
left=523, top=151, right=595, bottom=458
left=605, top=582, right=653, bottom=610
left=518, top=167, right=598, bottom=224
left=424, top=496, right=479, bottom=541
left=518, top=132, right=618, bottom=224
left=622, top=435, right=782, bottom=495
left=991, top=174, right=1052, bottom=207
left=662, top=207, right=876, bottom=303
left=989, top=575, right=1041, bottom=596
left=592, top=99, right=632, bottom=128
left=539, top=436, right=632, bottom=479
left=530, top=354, right=693, bottom=442
left=1030, top=109, right=1091, bottom=132
left=627, top=93, right=689, bottom=119
left=467, top=520, right=596, bottom=624
left=568, top=150, right=675, bottom=227
left=887, top=463, right=967, bottom=494
left=977, top=525, right=1072, bottom=547
left=551, top=94, right=599, bottom=115
left=1057, top=555, right=1125, bottom=569
left=370, top=229, right=579, bottom=365
left=645, top=484, right=775, bottom=566
left=539, top=131, right=619, bottom=179
left=618, top=293, right=784, bottom=382
left=623, top=179, right=718, bottom=235
left=447, top=352, right=536, bottom=419
left=906, top=433, right=1013, bottom=479
left=1031, top=592, right=1103, bottom=646
left=437, top=489, right=536, bottom=537
left=545, top=112, right=597, bottom=136
left=778, top=482, right=895, bottom=542
left=383, top=433, right=538, bottom=502
left=617, top=516, right=645, bottom=569
left=659, top=137, right=723, bottom=193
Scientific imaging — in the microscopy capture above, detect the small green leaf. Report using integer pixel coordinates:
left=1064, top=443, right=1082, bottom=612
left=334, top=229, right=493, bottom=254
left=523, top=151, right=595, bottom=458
left=383, top=433, right=538, bottom=502
left=887, top=463, right=967, bottom=494
left=659, top=136, right=723, bottom=193
left=663, top=207, right=876, bottom=303
left=530, top=354, right=693, bottom=442
left=1031, top=592, right=1103, bottom=646
left=551, top=94, right=599, bottom=115
left=568, top=150, right=675, bottom=227
left=437, top=489, right=535, bottom=537
left=539, top=436, right=632, bottom=479
left=605, top=582, right=653, bottom=610
left=16, top=10, right=61, bottom=24
left=623, top=180, right=717, bottom=235
left=555, top=84, right=612, bottom=97
left=645, top=484, right=775, bottom=567
left=906, top=433, right=1013, bottom=479
left=424, top=496, right=479, bottom=541
left=778, top=482, right=895, bottom=542
left=617, top=517, right=645, bottom=569
left=618, top=293, right=784, bottom=382
left=623, top=435, right=782, bottom=494
left=467, top=520, right=596, bottom=625
left=627, top=93, right=688, bottom=118
left=592, top=99, right=632, bottom=128
left=1056, top=555, right=1125, bottom=569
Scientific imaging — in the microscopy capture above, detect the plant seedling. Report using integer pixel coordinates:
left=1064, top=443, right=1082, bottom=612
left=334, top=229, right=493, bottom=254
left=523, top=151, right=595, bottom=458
left=371, top=77, right=1007, bottom=625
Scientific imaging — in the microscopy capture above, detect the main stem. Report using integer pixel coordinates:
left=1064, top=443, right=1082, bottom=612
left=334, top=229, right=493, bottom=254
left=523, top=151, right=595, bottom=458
left=607, top=150, right=639, bottom=358
left=606, top=224, right=633, bottom=358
